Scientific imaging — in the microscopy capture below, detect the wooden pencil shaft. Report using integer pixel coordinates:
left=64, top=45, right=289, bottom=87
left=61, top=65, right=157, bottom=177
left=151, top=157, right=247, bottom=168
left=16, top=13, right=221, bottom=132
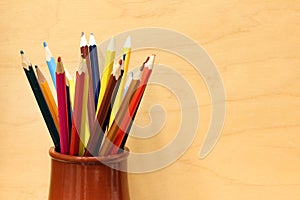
left=89, top=45, right=101, bottom=108
left=66, top=85, right=72, bottom=137
left=70, top=72, right=85, bottom=155
left=118, top=92, right=143, bottom=152
left=81, top=45, right=95, bottom=133
left=24, top=66, right=60, bottom=151
left=112, top=68, right=153, bottom=153
left=99, top=79, right=140, bottom=155
left=56, top=71, right=70, bottom=154
left=39, top=81, right=59, bottom=130
left=84, top=70, right=123, bottom=156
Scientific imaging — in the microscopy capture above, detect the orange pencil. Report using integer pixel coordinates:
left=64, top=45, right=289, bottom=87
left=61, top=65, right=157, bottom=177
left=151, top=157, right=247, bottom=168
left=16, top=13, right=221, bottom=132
left=35, top=66, right=59, bottom=131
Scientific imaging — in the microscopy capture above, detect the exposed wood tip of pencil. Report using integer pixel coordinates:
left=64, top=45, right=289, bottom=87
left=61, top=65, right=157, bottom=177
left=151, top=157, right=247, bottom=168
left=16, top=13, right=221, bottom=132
left=89, top=33, right=97, bottom=46
left=80, top=32, right=88, bottom=47
left=144, top=55, right=155, bottom=69
left=35, top=65, right=46, bottom=82
left=56, top=57, right=65, bottom=73
left=78, top=58, right=87, bottom=74
left=124, top=35, right=131, bottom=48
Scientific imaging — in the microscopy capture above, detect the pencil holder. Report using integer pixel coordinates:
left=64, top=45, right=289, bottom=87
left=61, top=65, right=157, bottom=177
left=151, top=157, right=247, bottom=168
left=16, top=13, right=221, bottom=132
left=48, top=147, right=130, bottom=200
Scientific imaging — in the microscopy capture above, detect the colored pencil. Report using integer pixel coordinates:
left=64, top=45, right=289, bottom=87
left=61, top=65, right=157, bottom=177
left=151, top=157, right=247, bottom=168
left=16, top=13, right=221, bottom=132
left=96, top=37, right=116, bottom=113
left=56, top=57, right=70, bottom=154
left=99, top=65, right=144, bottom=156
left=35, top=66, right=59, bottom=131
left=84, top=59, right=123, bottom=156
left=43, top=42, right=56, bottom=88
left=65, top=68, right=75, bottom=108
left=108, top=55, right=155, bottom=155
left=89, top=33, right=101, bottom=108
left=66, top=78, right=72, bottom=139
left=80, top=32, right=95, bottom=132
left=78, top=59, right=90, bottom=156
left=70, top=58, right=86, bottom=156
left=122, top=71, right=134, bottom=100
left=21, top=50, right=60, bottom=152
left=109, top=36, right=132, bottom=127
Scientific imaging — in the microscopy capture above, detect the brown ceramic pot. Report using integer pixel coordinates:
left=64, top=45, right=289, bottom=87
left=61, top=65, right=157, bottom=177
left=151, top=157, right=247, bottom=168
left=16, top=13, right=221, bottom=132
left=48, top=147, right=130, bottom=200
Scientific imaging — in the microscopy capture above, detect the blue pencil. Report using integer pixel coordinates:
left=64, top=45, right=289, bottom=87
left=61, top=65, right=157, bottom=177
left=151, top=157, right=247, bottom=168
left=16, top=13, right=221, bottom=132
left=43, top=42, right=56, bottom=88
left=89, top=33, right=101, bottom=108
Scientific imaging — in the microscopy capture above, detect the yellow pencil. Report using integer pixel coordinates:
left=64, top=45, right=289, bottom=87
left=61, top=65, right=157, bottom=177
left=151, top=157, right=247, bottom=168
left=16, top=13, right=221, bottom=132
left=109, top=36, right=131, bottom=127
left=96, top=37, right=116, bottom=114
left=35, top=66, right=59, bottom=131
left=65, top=68, right=75, bottom=108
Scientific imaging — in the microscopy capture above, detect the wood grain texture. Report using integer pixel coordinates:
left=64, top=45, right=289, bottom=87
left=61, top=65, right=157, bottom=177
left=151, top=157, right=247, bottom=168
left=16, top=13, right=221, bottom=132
left=0, top=0, right=300, bottom=199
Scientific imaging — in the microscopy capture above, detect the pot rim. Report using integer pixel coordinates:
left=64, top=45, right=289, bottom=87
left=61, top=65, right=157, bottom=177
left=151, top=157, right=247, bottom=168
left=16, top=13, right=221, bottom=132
left=49, top=147, right=129, bottom=164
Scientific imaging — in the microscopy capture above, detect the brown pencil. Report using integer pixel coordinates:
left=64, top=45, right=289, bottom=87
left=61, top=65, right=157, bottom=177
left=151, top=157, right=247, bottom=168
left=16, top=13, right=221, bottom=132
left=84, top=59, right=123, bottom=156
left=99, top=59, right=147, bottom=156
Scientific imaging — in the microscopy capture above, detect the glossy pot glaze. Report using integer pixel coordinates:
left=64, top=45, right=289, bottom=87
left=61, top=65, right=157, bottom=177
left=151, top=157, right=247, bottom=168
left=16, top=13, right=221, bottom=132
left=48, top=147, right=130, bottom=200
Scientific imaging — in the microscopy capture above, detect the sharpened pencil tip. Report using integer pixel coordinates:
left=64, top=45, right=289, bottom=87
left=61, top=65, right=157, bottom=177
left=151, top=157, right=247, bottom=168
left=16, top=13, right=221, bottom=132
left=119, top=59, right=122, bottom=65
left=43, top=41, right=47, bottom=47
left=81, top=32, right=84, bottom=37
left=35, top=65, right=38, bottom=69
left=89, top=33, right=97, bottom=46
left=107, top=37, right=115, bottom=51
left=124, top=36, right=131, bottom=48
left=20, top=50, right=24, bottom=55
left=58, top=56, right=61, bottom=62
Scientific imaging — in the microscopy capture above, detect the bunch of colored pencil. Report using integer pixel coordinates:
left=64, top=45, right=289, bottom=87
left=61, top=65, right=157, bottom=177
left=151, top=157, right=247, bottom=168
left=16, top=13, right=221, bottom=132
left=21, top=33, right=155, bottom=156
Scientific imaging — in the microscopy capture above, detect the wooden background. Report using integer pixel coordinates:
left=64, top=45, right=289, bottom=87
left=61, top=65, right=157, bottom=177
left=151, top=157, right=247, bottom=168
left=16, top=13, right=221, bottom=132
left=0, top=0, right=299, bottom=199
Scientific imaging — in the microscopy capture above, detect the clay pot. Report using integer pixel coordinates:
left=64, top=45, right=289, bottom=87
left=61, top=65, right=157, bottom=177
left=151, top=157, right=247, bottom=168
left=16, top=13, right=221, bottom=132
left=48, top=147, right=130, bottom=200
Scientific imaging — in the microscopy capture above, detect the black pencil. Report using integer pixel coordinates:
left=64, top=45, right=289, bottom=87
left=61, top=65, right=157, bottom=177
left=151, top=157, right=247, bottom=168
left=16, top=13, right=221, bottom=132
left=21, top=50, right=60, bottom=152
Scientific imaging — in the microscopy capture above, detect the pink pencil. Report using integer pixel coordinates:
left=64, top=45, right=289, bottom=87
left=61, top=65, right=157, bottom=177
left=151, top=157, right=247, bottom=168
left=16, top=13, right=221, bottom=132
left=56, top=57, right=70, bottom=154
left=70, top=58, right=86, bottom=155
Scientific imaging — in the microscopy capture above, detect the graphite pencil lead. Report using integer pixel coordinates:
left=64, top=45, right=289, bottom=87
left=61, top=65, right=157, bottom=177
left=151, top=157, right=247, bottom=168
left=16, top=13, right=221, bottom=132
left=89, top=33, right=97, bottom=46
left=107, top=37, right=116, bottom=51
left=80, top=32, right=88, bottom=47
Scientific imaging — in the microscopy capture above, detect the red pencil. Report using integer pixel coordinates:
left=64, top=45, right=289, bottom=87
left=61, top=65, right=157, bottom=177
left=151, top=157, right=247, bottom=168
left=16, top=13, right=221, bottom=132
left=56, top=57, right=70, bottom=155
left=109, top=55, right=155, bottom=155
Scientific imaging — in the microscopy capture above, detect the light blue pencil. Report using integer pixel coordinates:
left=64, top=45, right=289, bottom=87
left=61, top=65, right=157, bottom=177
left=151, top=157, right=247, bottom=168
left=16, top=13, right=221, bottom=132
left=43, top=42, right=56, bottom=88
left=122, top=71, right=134, bottom=100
